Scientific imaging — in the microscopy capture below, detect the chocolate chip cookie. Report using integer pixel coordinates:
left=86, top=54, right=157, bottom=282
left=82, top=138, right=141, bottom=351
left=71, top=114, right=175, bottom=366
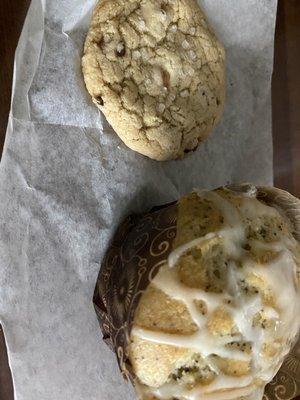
left=82, top=0, right=226, bottom=161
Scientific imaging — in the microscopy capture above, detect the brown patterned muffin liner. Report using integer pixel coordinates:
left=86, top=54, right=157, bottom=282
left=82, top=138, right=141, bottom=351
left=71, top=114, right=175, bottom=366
left=93, top=185, right=300, bottom=399
left=93, top=201, right=178, bottom=382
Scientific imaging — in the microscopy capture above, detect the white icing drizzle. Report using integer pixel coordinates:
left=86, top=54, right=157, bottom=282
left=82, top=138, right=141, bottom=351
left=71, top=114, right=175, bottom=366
left=132, top=190, right=300, bottom=400
left=198, top=190, right=246, bottom=260
left=245, top=251, right=299, bottom=338
left=154, top=265, right=223, bottom=314
left=133, top=327, right=250, bottom=361
left=168, top=233, right=219, bottom=269
left=152, top=375, right=253, bottom=400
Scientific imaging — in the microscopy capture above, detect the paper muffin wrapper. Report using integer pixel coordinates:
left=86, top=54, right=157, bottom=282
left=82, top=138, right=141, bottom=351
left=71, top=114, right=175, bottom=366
left=93, top=185, right=300, bottom=399
left=93, top=201, right=178, bottom=382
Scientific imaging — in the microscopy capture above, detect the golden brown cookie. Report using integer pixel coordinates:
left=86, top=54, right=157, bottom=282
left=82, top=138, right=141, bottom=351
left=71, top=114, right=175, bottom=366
left=82, top=0, right=225, bottom=160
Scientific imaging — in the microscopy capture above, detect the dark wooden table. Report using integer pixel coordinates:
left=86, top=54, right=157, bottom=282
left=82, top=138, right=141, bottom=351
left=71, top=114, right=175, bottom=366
left=0, top=1, right=300, bottom=399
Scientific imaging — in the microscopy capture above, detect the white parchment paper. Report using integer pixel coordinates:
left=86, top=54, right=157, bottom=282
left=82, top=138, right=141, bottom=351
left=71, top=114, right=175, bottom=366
left=0, top=1, right=277, bottom=399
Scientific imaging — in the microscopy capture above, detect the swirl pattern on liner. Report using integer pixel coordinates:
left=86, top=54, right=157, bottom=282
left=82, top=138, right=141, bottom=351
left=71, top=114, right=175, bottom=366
left=93, top=202, right=177, bottom=381
left=131, top=187, right=300, bottom=400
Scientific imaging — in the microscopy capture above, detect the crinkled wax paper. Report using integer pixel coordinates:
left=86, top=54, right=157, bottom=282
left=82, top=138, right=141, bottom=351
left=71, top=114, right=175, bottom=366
left=0, top=0, right=278, bottom=399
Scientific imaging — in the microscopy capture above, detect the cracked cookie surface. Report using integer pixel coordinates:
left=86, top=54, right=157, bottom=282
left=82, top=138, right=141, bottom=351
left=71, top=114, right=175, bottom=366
left=82, top=0, right=226, bottom=161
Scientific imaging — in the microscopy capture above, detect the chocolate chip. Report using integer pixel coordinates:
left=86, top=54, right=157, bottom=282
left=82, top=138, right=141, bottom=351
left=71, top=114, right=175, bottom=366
left=213, top=269, right=221, bottom=279
left=95, top=36, right=104, bottom=48
left=184, top=144, right=198, bottom=154
left=243, top=243, right=251, bottom=251
left=116, top=42, right=126, bottom=57
left=95, top=95, right=104, bottom=106
left=161, top=69, right=170, bottom=89
left=161, top=4, right=168, bottom=16
left=184, top=148, right=194, bottom=154
left=259, top=227, right=267, bottom=238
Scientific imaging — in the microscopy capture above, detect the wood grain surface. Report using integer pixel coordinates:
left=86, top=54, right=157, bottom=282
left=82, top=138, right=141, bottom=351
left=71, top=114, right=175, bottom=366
left=0, top=1, right=299, bottom=399
left=273, top=0, right=300, bottom=199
